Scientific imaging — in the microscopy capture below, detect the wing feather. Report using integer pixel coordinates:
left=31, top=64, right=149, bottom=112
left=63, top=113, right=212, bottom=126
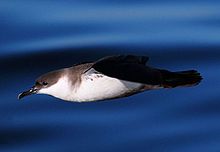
left=91, top=55, right=163, bottom=85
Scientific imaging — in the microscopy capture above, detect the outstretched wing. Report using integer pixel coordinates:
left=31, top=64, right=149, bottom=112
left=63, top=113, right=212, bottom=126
left=89, top=55, right=163, bottom=85
left=96, top=55, right=149, bottom=65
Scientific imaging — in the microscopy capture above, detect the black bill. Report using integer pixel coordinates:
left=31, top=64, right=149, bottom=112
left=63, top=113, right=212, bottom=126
left=18, top=87, right=37, bottom=100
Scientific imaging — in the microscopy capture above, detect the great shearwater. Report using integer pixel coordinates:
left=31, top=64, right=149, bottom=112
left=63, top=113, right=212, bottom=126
left=18, top=55, right=202, bottom=102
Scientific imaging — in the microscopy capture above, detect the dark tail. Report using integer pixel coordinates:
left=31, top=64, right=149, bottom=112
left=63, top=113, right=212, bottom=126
left=160, top=70, right=202, bottom=88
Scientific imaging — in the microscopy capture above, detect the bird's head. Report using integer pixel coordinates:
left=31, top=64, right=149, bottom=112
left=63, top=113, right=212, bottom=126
left=18, top=69, right=64, bottom=100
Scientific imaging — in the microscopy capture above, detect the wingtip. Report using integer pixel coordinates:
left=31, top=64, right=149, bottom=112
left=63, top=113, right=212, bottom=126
left=162, top=70, right=203, bottom=88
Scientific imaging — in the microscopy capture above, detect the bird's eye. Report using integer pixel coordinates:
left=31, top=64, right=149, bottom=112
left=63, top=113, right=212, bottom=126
left=42, top=82, right=48, bottom=86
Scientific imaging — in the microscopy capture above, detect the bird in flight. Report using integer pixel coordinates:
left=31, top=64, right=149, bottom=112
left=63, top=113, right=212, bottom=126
left=18, top=55, right=202, bottom=102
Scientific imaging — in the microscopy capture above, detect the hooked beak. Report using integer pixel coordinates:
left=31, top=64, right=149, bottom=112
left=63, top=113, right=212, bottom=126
left=18, top=86, right=38, bottom=100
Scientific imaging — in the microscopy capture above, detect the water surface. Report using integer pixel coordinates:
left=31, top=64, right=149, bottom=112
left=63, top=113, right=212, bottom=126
left=1, top=0, right=220, bottom=152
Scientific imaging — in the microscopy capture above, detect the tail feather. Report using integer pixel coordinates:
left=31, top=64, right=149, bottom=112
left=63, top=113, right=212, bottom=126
left=160, top=70, right=202, bottom=88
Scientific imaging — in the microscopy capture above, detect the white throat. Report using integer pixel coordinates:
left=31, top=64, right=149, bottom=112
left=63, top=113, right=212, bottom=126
left=38, top=76, right=73, bottom=101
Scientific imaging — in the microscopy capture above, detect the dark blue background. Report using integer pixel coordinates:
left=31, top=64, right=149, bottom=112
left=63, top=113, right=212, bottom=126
left=1, top=0, right=220, bottom=152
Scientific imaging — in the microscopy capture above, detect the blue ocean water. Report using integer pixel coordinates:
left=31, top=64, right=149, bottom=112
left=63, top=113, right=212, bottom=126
left=1, top=0, right=220, bottom=152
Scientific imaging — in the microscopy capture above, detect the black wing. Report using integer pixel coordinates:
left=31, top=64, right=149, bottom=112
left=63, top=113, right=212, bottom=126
left=91, top=55, right=163, bottom=85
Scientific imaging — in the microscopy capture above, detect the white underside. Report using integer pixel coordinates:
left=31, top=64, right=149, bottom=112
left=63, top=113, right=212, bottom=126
left=72, top=73, right=143, bottom=102
left=38, top=73, right=143, bottom=102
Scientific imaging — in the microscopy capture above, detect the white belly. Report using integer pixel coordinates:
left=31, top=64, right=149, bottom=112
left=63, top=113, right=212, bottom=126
left=72, top=74, right=143, bottom=102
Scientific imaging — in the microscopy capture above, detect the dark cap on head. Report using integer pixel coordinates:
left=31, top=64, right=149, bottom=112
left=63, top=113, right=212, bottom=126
left=18, top=69, right=64, bottom=100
